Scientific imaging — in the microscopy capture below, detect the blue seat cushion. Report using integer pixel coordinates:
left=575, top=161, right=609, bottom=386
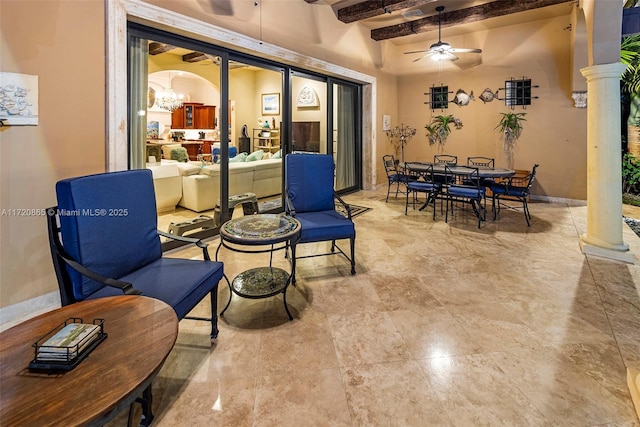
left=408, top=181, right=439, bottom=192
left=296, top=211, right=355, bottom=243
left=448, top=185, right=485, bottom=199
left=87, top=258, right=224, bottom=320
left=490, top=184, right=527, bottom=197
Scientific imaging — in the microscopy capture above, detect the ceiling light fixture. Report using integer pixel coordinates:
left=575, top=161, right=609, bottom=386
left=155, top=72, right=184, bottom=112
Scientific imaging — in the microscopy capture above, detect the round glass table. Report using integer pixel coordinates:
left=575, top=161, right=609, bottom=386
left=216, top=214, right=301, bottom=320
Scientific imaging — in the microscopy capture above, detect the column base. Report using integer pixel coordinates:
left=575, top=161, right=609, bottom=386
left=580, top=234, right=636, bottom=264
left=629, top=368, right=640, bottom=420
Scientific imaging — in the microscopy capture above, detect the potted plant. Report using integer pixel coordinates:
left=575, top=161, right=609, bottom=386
left=495, top=112, right=526, bottom=168
left=425, top=115, right=463, bottom=147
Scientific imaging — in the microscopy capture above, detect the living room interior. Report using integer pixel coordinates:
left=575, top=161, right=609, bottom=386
left=1, top=0, right=639, bottom=424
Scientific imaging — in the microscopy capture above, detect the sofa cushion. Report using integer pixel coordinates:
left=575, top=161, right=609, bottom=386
left=272, top=149, right=282, bottom=159
left=246, top=150, right=265, bottom=162
left=161, top=143, right=182, bottom=160
left=230, top=152, right=248, bottom=163
left=175, top=163, right=201, bottom=176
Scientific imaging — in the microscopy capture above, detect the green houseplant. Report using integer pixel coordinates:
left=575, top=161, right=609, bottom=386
left=425, top=115, right=462, bottom=147
left=495, top=112, right=526, bottom=168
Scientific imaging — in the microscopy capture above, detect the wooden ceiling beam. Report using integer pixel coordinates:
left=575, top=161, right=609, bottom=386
left=371, top=0, right=572, bottom=41
left=148, top=42, right=175, bottom=55
left=338, top=0, right=434, bottom=24
left=182, top=52, right=208, bottom=63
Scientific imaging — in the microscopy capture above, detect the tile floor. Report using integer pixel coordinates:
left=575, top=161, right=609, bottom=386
left=114, top=188, right=640, bottom=426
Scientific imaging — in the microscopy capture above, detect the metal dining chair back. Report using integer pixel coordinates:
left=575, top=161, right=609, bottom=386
left=404, top=162, right=441, bottom=219
left=444, top=165, right=487, bottom=228
left=490, top=164, right=540, bottom=226
left=434, top=154, right=458, bottom=165
left=382, top=154, right=411, bottom=202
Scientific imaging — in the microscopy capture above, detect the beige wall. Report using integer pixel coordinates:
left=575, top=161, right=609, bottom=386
left=0, top=0, right=599, bottom=315
left=0, top=1, right=105, bottom=309
left=395, top=15, right=587, bottom=199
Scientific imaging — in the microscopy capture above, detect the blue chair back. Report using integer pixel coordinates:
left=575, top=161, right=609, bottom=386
left=285, top=153, right=335, bottom=213
left=212, top=146, right=238, bottom=163
left=55, top=169, right=162, bottom=300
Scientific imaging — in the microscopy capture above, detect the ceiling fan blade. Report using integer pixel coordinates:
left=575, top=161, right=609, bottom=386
left=404, top=50, right=431, bottom=55
left=413, top=52, right=436, bottom=62
left=450, top=48, right=483, bottom=53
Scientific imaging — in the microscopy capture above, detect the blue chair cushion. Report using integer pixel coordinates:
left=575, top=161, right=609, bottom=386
left=448, top=185, right=485, bottom=199
left=296, top=211, right=355, bottom=243
left=56, top=170, right=162, bottom=300
left=286, top=153, right=335, bottom=213
left=490, top=184, right=527, bottom=197
left=86, top=257, right=224, bottom=319
left=408, top=181, right=439, bottom=192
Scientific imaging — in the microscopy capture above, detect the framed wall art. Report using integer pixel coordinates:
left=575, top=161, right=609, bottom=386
left=0, top=72, right=39, bottom=126
left=261, top=93, right=280, bottom=115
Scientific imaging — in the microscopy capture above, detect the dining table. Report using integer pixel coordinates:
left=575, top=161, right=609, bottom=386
left=401, top=162, right=516, bottom=213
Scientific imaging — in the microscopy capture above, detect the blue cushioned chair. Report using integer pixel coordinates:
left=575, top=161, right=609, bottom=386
left=383, top=154, right=413, bottom=202
left=285, top=153, right=356, bottom=283
left=490, top=164, right=539, bottom=226
left=47, top=169, right=224, bottom=339
left=445, top=165, right=486, bottom=228
left=212, top=146, right=238, bottom=163
left=404, top=162, right=441, bottom=219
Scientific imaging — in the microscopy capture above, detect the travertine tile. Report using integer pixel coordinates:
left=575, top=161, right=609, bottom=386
left=106, top=189, right=640, bottom=427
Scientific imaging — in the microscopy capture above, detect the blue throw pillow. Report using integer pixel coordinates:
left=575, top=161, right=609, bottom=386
left=229, top=152, right=248, bottom=163
left=246, top=150, right=265, bottom=162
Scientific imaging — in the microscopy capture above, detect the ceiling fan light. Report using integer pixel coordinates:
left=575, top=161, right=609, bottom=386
left=431, top=51, right=451, bottom=61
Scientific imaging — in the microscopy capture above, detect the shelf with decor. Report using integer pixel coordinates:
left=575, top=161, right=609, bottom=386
left=253, top=128, right=280, bottom=153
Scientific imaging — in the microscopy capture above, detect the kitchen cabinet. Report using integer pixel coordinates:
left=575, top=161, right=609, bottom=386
left=171, top=103, right=216, bottom=129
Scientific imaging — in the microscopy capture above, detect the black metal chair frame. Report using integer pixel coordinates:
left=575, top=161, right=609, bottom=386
left=466, top=156, right=496, bottom=188
left=404, top=162, right=441, bottom=219
left=383, top=154, right=412, bottom=202
left=491, top=164, right=540, bottom=226
left=444, top=166, right=487, bottom=228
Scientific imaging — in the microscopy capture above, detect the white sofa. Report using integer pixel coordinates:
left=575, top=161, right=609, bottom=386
left=150, top=158, right=283, bottom=213
left=146, top=161, right=182, bottom=213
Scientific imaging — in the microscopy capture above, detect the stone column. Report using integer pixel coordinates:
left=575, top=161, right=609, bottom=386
left=580, top=63, right=634, bottom=263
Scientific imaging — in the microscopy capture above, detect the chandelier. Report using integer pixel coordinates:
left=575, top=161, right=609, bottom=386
left=155, top=72, right=184, bottom=112
left=385, top=123, right=416, bottom=164
left=156, top=88, right=184, bottom=112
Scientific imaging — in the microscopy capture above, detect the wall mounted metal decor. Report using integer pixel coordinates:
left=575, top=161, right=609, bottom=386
left=497, top=77, right=539, bottom=109
left=424, top=84, right=452, bottom=111
left=479, top=88, right=498, bottom=104
left=452, top=89, right=474, bottom=107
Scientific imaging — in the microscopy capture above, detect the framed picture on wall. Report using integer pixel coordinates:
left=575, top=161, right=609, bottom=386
left=262, top=93, right=280, bottom=115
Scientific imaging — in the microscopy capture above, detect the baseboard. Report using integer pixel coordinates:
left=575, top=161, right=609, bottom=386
left=0, top=291, right=60, bottom=332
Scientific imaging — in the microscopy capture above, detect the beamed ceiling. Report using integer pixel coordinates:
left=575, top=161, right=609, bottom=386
left=332, top=0, right=574, bottom=41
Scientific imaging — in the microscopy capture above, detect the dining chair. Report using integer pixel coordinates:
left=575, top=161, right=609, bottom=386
left=466, top=156, right=496, bottom=187
left=404, top=162, right=441, bottom=219
left=433, top=154, right=458, bottom=186
left=383, top=154, right=412, bottom=202
left=490, top=164, right=540, bottom=226
left=444, top=165, right=487, bottom=228
left=285, top=153, right=356, bottom=283
left=47, top=169, right=224, bottom=339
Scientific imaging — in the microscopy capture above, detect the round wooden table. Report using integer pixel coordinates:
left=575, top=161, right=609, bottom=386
left=0, top=296, right=178, bottom=427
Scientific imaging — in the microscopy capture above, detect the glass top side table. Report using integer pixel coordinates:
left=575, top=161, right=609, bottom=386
left=216, top=214, right=301, bottom=320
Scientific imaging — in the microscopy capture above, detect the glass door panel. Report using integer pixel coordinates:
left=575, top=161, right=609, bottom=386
left=291, top=75, right=327, bottom=154
left=333, top=82, right=359, bottom=192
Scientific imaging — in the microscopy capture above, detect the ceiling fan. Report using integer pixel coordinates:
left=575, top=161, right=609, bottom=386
left=404, top=6, right=482, bottom=62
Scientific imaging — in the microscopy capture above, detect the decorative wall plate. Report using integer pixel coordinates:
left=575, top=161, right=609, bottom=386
left=296, top=85, right=318, bottom=108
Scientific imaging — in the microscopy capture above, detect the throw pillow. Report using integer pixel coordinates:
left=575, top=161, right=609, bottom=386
left=170, top=147, right=188, bottom=162
left=229, top=152, right=248, bottom=163
left=272, top=149, right=282, bottom=159
left=246, top=150, right=265, bottom=162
